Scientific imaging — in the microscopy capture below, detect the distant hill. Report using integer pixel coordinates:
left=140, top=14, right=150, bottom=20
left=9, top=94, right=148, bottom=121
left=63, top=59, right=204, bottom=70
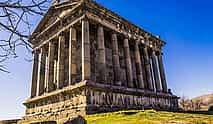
left=191, top=94, right=213, bottom=111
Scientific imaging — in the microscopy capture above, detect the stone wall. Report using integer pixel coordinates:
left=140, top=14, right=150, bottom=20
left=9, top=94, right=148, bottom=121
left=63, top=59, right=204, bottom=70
left=85, top=82, right=178, bottom=114
left=21, top=81, right=178, bottom=124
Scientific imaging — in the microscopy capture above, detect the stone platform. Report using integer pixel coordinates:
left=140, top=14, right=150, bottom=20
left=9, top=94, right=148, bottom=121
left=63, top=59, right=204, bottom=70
left=19, top=81, right=178, bottom=124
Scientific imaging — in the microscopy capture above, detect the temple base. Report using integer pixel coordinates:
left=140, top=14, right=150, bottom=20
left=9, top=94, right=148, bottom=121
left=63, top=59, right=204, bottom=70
left=19, top=81, right=179, bottom=124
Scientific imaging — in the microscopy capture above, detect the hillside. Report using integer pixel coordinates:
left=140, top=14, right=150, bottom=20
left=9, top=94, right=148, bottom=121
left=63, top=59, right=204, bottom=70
left=192, top=94, right=213, bottom=110
left=192, top=94, right=213, bottom=103
left=85, top=110, right=213, bottom=124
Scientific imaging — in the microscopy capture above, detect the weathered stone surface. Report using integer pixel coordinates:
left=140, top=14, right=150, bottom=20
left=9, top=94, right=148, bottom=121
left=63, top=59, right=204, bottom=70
left=157, top=52, right=168, bottom=93
left=57, top=32, right=65, bottom=89
left=47, top=41, right=55, bottom=92
left=31, top=50, right=39, bottom=98
left=151, top=51, right=161, bottom=92
left=22, top=0, right=179, bottom=123
left=82, top=19, right=91, bottom=80
left=143, top=47, right=154, bottom=91
left=111, top=33, right=121, bottom=86
left=123, top=38, right=134, bottom=88
left=97, top=26, right=106, bottom=83
left=134, top=41, right=145, bottom=89
left=69, top=27, right=77, bottom=85
left=38, top=47, right=46, bottom=95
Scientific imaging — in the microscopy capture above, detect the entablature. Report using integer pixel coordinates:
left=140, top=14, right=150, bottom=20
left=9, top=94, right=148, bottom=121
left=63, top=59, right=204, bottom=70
left=85, top=1, right=166, bottom=46
left=31, top=0, right=165, bottom=51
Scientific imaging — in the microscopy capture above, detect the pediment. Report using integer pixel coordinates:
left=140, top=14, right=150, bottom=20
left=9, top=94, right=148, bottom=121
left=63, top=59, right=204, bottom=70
left=32, top=1, right=82, bottom=37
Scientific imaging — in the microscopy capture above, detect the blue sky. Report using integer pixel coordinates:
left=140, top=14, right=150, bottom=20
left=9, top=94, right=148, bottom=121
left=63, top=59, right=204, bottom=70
left=0, top=0, right=213, bottom=120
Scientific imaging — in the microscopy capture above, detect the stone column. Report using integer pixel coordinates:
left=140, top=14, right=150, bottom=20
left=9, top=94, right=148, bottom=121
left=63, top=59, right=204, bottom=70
left=31, top=50, right=39, bottom=98
left=143, top=47, right=154, bottom=91
left=57, top=32, right=65, bottom=89
left=151, top=50, right=161, bottom=92
left=134, top=41, right=145, bottom=89
left=69, top=27, right=77, bottom=85
left=39, top=47, right=46, bottom=95
left=111, top=33, right=121, bottom=85
left=97, top=25, right=106, bottom=82
left=157, top=52, right=168, bottom=92
left=82, top=18, right=91, bottom=80
left=47, top=41, right=55, bottom=92
left=123, top=38, right=134, bottom=88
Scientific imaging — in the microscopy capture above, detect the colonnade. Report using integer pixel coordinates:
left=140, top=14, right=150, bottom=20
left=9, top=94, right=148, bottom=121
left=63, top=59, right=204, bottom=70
left=30, top=19, right=168, bottom=98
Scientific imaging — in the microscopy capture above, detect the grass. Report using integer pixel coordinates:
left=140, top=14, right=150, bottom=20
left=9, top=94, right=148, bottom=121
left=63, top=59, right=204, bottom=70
left=85, top=110, right=213, bottom=124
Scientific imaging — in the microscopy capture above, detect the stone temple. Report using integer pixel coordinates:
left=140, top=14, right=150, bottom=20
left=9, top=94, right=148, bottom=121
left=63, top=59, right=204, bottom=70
left=19, top=0, right=179, bottom=123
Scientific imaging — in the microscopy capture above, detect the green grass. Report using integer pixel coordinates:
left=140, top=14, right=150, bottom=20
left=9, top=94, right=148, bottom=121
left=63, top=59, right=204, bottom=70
left=85, top=110, right=213, bottom=124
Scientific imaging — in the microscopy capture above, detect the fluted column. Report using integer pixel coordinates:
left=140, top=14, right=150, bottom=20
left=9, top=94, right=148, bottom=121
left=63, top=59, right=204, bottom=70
left=69, top=27, right=77, bottom=85
left=143, top=47, right=154, bottom=91
left=57, top=32, right=65, bottom=89
left=39, top=47, right=46, bottom=95
left=82, top=19, right=91, bottom=80
left=124, top=38, right=134, bottom=88
left=151, top=50, right=161, bottom=92
left=157, top=52, right=168, bottom=92
left=97, top=25, right=106, bottom=82
left=134, top=41, right=145, bottom=89
left=31, top=50, right=39, bottom=97
left=111, top=33, right=121, bottom=85
left=47, top=41, right=55, bottom=92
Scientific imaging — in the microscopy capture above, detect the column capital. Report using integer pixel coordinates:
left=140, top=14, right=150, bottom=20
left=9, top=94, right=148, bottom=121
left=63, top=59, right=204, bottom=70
left=151, top=49, right=156, bottom=54
left=82, top=16, right=89, bottom=22
left=111, top=31, right=117, bottom=35
left=135, top=39, right=141, bottom=45
left=97, top=25, right=104, bottom=31
left=40, top=46, right=47, bottom=53
left=59, top=31, right=65, bottom=37
left=97, top=23, right=103, bottom=28
left=144, top=33, right=151, bottom=40
left=123, top=34, right=130, bottom=40
left=32, top=49, right=39, bottom=54
left=70, top=25, right=74, bottom=28
left=143, top=46, right=148, bottom=50
left=49, top=39, right=55, bottom=43
left=159, top=51, right=164, bottom=55
left=123, top=38, right=129, bottom=47
left=155, top=51, right=163, bottom=56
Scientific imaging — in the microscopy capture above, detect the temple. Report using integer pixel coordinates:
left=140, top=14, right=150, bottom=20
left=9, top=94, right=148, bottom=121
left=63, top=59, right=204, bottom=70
left=19, top=0, right=179, bottom=123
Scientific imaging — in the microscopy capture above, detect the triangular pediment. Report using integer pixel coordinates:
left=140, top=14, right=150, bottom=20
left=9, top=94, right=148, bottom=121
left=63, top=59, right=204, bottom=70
left=32, top=1, right=83, bottom=36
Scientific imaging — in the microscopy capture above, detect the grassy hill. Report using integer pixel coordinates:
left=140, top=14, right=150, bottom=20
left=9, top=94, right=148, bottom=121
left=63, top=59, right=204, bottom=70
left=192, top=94, right=213, bottom=111
left=85, top=110, right=213, bottom=124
